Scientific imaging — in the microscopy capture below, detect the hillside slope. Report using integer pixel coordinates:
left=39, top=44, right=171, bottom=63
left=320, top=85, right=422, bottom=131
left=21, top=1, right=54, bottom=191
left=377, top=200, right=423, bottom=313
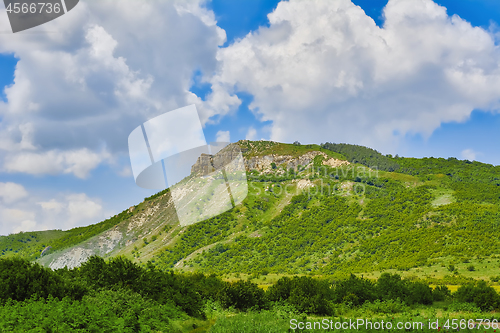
left=2, top=140, right=500, bottom=278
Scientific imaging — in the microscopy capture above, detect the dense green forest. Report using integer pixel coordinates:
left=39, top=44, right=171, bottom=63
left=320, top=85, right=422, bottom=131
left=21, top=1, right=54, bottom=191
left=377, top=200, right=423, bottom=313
left=321, top=142, right=400, bottom=172
left=150, top=142, right=500, bottom=278
left=1, top=255, right=499, bottom=332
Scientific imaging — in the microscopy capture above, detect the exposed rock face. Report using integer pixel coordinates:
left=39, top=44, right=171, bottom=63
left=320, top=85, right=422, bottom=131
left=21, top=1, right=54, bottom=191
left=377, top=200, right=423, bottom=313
left=48, top=247, right=93, bottom=270
left=322, top=158, right=350, bottom=168
left=212, top=144, right=242, bottom=171
left=191, top=145, right=351, bottom=175
left=245, top=151, right=338, bottom=172
left=190, top=144, right=243, bottom=175
left=191, top=153, right=215, bottom=175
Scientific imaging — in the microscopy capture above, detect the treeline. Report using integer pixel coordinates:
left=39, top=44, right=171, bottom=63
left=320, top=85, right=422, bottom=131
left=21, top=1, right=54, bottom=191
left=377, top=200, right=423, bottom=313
left=1, top=256, right=499, bottom=329
left=321, top=142, right=400, bottom=171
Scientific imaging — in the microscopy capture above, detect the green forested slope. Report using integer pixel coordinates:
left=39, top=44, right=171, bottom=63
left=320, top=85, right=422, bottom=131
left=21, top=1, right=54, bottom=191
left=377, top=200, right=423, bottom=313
left=150, top=145, right=500, bottom=276
left=1, top=141, right=499, bottom=279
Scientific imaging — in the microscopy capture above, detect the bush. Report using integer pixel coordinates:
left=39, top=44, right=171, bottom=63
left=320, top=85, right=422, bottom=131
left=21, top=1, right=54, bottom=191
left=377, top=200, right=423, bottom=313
left=454, top=281, right=499, bottom=311
left=267, top=276, right=333, bottom=315
left=0, top=290, right=185, bottom=332
left=361, top=299, right=408, bottom=314
left=0, top=257, right=67, bottom=301
left=376, top=273, right=407, bottom=302
left=220, top=280, right=267, bottom=312
left=186, top=273, right=227, bottom=301
left=79, top=255, right=142, bottom=290
left=140, top=268, right=205, bottom=318
left=332, top=274, right=376, bottom=306
left=432, top=285, right=451, bottom=301
left=78, top=256, right=205, bottom=318
left=406, top=281, right=433, bottom=305
left=375, top=273, right=433, bottom=305
left=447, top=301, right=481, bottom=313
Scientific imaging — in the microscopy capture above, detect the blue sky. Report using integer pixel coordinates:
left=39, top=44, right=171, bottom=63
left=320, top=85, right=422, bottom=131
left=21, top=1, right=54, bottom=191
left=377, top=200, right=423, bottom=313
left=0, top=0, right=499, bottom=234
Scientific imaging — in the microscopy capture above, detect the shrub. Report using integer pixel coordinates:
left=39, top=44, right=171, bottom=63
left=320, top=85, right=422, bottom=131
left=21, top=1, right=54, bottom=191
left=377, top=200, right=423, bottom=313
left=406, top=281, right=433, bottom=305
left=361, top=299, right=408, bottom=314
left=376, top=273, right=407, bottom=302
left=0, top=257, right=67, bottom=301
left=266, top=277, right=293, bottom=303
left=140, top=268, right=205, bottom=318
left=268, top=276, right=333, bottom=315
left=332, top=274, right=376, bottom=306
left=447, top=301, right=481, bottom=313
left=79, top=255, right=142, bottom=290
left=186, top=273, right=227, bottom=301
left=432, top=285, right=451, bottom=301
left=454, top=281, right=499, bottom=311
left=220, top=280, right=267, bottom=311
left=79, top=256, right=205, bottom=318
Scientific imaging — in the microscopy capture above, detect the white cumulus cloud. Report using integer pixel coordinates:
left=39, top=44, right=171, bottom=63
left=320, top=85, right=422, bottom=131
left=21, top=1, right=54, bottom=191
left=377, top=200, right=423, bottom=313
left=0, top=182, right=108, bottom=234
left=205, top=0, right=500, bottom=153
left=245, top=127, right=258, bottom=140
left=215, top=130, right=230, bottom=143
left=461, top=148, right=478, bottom=161
left=3, top=148, right=110, bottom=178
left=0, top=182, right=28, bottom=204
left=0, top=0, right=225, bottom=177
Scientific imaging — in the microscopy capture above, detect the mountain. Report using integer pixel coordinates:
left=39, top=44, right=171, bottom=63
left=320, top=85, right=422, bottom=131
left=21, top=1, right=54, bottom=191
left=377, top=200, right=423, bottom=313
left=2, top=140, right=500, bottom=278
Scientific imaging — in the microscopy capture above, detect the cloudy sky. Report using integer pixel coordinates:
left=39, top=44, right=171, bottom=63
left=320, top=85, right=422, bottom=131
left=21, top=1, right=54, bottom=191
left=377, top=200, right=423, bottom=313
left=0, top=0, right=499, bottom=235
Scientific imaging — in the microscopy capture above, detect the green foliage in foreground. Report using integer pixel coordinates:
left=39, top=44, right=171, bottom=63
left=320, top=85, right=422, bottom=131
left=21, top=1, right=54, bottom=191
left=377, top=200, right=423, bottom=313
left=2, top=255, right=500, bottom=331
left=0, top=290, right=185, bottom=332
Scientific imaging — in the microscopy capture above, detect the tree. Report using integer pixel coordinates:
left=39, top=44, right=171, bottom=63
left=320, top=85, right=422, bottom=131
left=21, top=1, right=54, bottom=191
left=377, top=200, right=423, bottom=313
left=454, top=281, right=499, bottom=311
left=376, top=273, right=407, bottom=302
left=220, top=280, right=267, bottom=311
left=0, top=257, right=66, bottom=301
left=333, top=274, right=376, bottom=306
left=406, top=281, right=433, bottom=305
